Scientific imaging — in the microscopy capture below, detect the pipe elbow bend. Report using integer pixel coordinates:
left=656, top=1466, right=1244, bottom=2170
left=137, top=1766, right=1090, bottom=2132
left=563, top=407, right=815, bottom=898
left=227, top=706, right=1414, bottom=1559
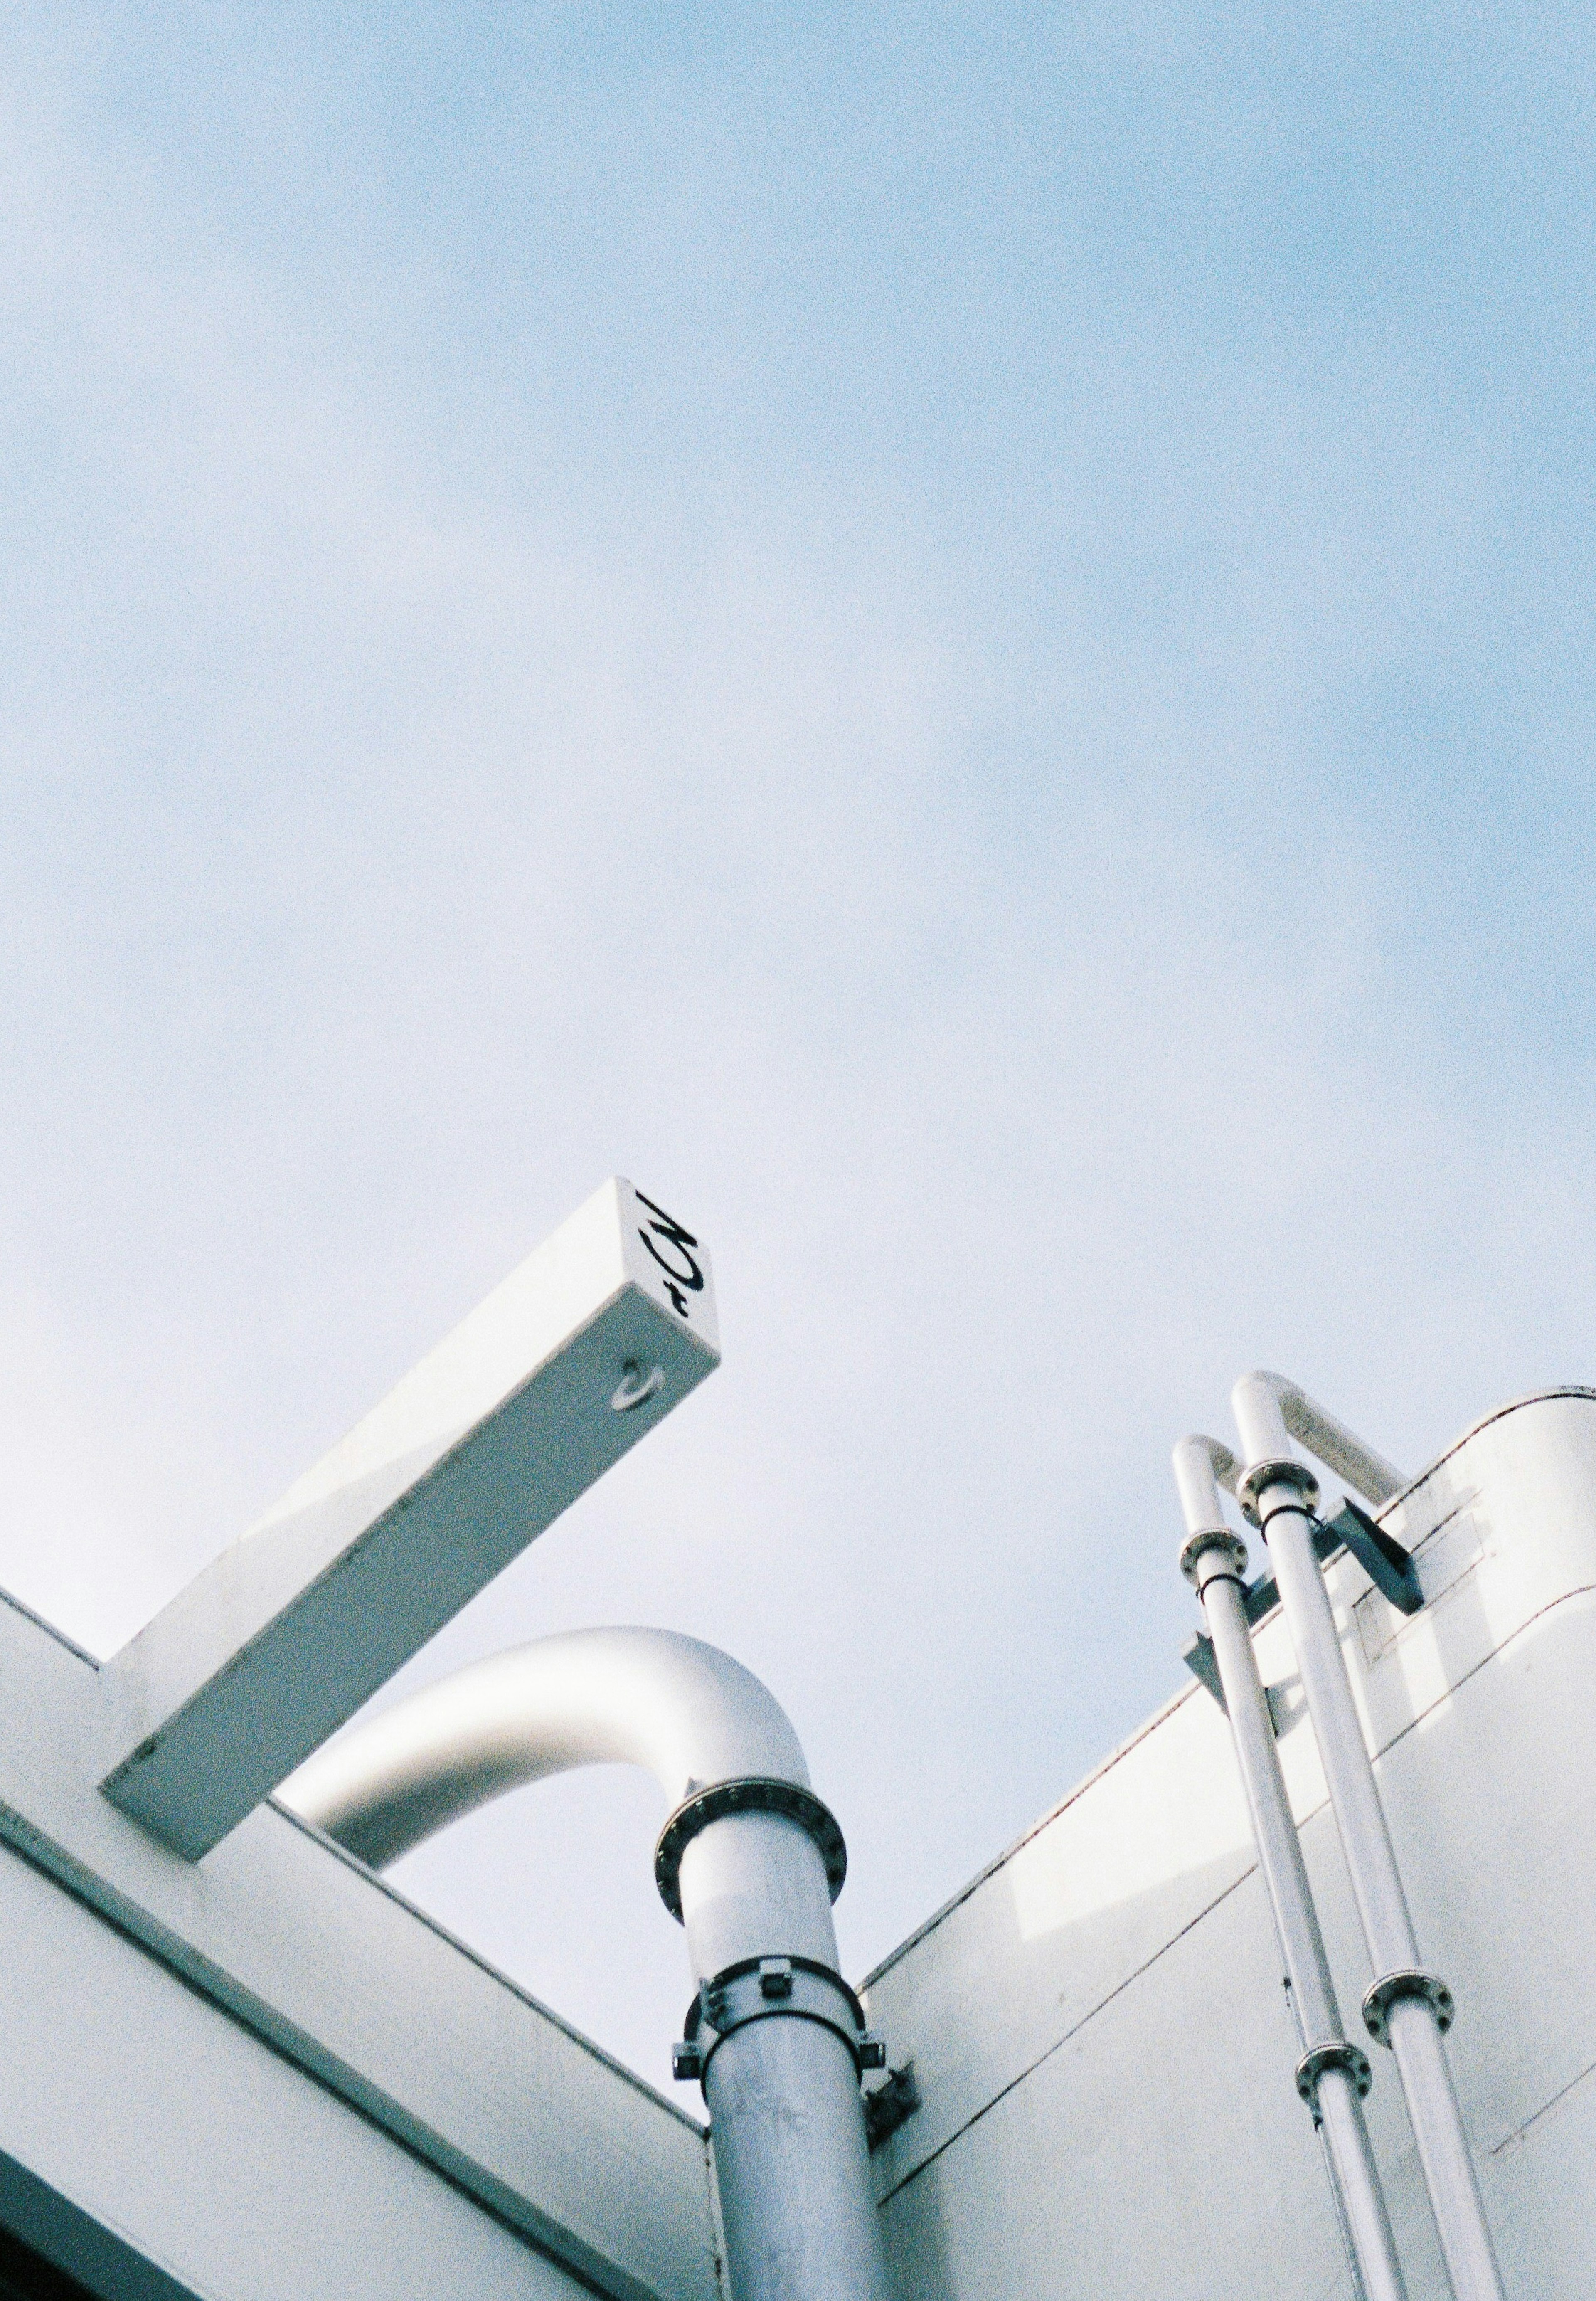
left=1231, top=1371, right=1407, bottom=1507
left=1172, top=1433, right=1240, bottom=1514
left=280, top=1626, right=813, bottom=1871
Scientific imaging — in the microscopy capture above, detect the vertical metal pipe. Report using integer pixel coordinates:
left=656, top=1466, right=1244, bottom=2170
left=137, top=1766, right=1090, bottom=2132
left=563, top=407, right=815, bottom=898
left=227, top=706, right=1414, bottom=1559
left=701, top=2013, right=889, bottom=2301
left=1175, top=1441, right=1407, bottom=2301
left=679, top=1815, right=894, bottom=2301
left=1231, top=1378, right=1507, bottom=2301
left=284, top=1630, right=895, bottom=2301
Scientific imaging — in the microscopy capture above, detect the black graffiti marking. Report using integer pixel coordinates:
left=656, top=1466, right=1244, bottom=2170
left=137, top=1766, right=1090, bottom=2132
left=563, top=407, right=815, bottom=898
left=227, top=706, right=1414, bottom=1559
left=635, top=1191, right=705, bottom=1319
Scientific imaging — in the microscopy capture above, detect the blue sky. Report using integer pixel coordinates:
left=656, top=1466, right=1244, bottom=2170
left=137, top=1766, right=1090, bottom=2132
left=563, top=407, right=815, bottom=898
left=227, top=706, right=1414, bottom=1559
left=2, top=5, right=1594, bottom=2084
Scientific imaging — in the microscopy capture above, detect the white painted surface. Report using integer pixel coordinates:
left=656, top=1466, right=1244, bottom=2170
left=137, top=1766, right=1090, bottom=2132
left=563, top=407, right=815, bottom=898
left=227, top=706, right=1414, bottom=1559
left=862, top=1391, right=1596, bottom=2301
left=0, top=1590, right=721, bottom=2301
left=98, top=1176, right=719, bottom=1856
left=0, top=1842, right=593, bottom=2301
left=1, top=1383, right=1591, bottom=2301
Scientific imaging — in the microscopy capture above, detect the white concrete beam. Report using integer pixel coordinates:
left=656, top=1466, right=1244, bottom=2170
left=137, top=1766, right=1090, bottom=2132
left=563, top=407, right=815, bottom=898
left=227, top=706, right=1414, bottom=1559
left=0, top=1588, right=720, bottom=2301
left=99, top=1178, right=719, bottom=1859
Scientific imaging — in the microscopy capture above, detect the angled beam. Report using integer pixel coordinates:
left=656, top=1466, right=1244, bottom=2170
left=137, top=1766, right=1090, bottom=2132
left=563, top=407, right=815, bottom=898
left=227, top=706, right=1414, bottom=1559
left=99, top=1178, right=719, bottom=1859
left=1324, top=1499, right=1425, bottom=1616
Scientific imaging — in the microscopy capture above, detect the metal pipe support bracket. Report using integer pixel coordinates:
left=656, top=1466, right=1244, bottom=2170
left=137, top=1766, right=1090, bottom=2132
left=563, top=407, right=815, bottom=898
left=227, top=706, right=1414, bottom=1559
left=1321, top=1500, right=1424, bottom=1616
left=670, top=1955, right=887, bottom=2089
left=1362, top=1969, right=1455, bottom=2046
left=1181, top=1496, right=1423, bottom=1709
left=653, top=1776, right=847, bottom=1920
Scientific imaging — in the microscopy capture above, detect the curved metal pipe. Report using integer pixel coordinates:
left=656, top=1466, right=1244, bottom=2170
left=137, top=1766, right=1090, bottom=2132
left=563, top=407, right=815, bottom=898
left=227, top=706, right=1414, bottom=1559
left=1172, top=1430, right=1241, bottom=1532
left=1236, top=1370, right=1407, bottom=1505
left=281, top=1628, right=810, bottom=1866
left=281, top=1628, right=891, bottom=2301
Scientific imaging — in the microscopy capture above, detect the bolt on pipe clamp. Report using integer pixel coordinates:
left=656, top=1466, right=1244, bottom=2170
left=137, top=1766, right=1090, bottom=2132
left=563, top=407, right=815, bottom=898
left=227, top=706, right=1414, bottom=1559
left=671, top=1954, right=887, bottom=2088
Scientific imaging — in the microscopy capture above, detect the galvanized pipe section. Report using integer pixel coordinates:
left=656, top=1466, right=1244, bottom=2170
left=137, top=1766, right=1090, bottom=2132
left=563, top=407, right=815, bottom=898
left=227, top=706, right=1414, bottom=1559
left=1231, top=1376, right=1506, bottom=2301
left=1174, top=1438, right=1406, bottom=2301
left=701, top=2001, right=887, bottom=2301
left=283, top=1629, right=891, bottom=2301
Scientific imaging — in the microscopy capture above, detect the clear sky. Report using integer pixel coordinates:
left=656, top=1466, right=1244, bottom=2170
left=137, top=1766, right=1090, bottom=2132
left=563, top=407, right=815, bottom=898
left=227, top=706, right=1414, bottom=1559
left=3, top=5, right=1594, bottom=2087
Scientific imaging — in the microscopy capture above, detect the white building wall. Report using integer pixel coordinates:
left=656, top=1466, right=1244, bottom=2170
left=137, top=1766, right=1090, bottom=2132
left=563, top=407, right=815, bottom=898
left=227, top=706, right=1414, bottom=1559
left=5, top=1383, right=1593, bottom=2300
left=0, top=1591, right=723, bottom=2301
left=0, top=1841, right=590, bottom=2301
left=862, top=1389, right=1596, bottom=2301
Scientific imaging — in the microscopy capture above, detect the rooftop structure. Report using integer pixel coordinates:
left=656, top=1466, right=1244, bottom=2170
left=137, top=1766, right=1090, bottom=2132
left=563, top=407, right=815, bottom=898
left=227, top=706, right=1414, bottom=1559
left=0, top=1185, right=1586, bottom=2299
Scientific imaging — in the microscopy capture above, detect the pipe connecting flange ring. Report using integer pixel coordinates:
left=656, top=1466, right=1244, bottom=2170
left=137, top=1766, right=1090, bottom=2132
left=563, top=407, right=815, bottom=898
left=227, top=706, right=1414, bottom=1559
left=670, top=1954, right=887, bottom=2089
left=1362, top=1968, right=1455, bottom=2047
left=654, top=1776, right=847, bottom=1921
left=1178, top=1527, right=1248, bottom=1587
left=1236, top=1457, right=1320, bottom=1529
left=1295, top=2037, right=1374, bottom=2107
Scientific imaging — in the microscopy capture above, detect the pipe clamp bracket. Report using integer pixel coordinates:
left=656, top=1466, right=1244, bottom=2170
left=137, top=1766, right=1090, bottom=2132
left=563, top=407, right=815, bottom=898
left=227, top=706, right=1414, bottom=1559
left=1362, top=1968, right=1455, bottom=2046
left=654, top=1776, right=847, bottom=1921
left=671, top=1954, right=886, bottom=2091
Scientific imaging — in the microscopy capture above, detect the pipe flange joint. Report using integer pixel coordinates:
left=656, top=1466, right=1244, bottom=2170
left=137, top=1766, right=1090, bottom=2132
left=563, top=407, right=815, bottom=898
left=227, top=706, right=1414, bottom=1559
left=1179, top=1526, right=1249, bottom=1587
left=1295, top=2037, right=1374, bottom=2109
left=654, top=1777, right=847, bottom=1922
left=670, top=1954, right=887, bottom=2092
left=1236, top=1457, right=1320, bottom=1529
left=1362, top=1968, right=1455, bottom=2047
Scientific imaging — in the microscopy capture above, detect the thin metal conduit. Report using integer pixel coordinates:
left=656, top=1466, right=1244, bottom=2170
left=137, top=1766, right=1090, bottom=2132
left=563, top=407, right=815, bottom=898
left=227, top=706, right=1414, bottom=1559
left=1246, top=1369, right=1408, bottom=1509
left=281, top=1628, right=892, bottom=2301
left=1231, top=1373, right=1506, bottom=2301
left=1174, top=1436, right=1406, bottom=2301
